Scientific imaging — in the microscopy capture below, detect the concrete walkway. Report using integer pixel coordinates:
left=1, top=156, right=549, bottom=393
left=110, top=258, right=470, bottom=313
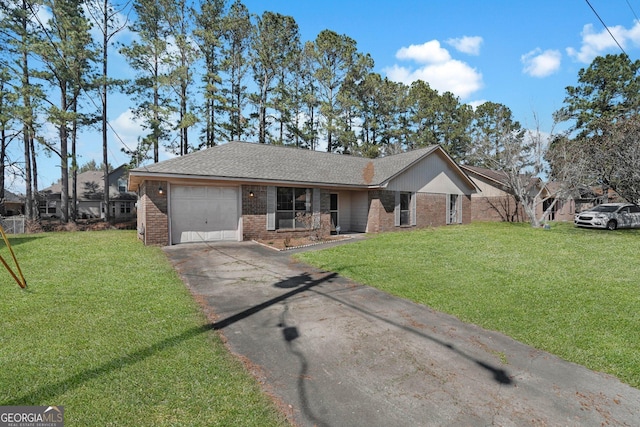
left=163, top=240, right=640, bottom=427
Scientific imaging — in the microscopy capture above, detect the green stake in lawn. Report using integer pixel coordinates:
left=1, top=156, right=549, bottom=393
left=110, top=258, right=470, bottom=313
left=0, top=224, right=26, bottom=288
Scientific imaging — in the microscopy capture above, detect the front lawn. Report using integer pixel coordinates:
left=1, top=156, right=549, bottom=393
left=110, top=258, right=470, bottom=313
left=0, top=230, right=288, bottom=427
left=296, top=222, right=640, bottom=389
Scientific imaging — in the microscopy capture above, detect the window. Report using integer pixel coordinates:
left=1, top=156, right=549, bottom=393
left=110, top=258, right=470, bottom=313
left=276, top=187, right=310, bottom=229
left=395, top=192, right=415, bottom=227
left=120, top=202, right=132, bottom=214
left=399, top=193, right=411, bottom=226
left=39, top=200, right=56, bottom=215
left=118, top=179, right=127, bottom=193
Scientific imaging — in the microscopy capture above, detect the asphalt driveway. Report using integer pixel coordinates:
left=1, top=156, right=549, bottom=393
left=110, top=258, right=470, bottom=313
left=163, top=240, right=640, bottom=427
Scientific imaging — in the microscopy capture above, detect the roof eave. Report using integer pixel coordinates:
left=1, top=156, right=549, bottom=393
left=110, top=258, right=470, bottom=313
left=128, top=171, right=385, bottom=191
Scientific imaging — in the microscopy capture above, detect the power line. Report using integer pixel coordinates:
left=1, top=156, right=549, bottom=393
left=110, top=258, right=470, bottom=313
left=585, top=0, right=628, bottom=57
left=25, top=1, right=136, bottom=163
left=625, top=0, right=640, bottom=23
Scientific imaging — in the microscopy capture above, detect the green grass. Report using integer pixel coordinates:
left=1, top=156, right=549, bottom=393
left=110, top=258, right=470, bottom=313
left=0, top=230, right=288, bottom=427
left=296, top=222, right=640, bottom=389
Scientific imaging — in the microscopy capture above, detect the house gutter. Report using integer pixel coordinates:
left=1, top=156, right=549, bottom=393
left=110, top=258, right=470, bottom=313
left=128, top=171, right=385, bottom=192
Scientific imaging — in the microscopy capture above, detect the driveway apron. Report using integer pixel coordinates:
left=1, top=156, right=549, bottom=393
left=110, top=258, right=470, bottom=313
left=163, top=241, right=640, bottom=427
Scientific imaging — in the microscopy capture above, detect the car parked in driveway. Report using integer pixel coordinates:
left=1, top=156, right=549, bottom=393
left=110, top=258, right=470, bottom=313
left=574, top=203, right=640, bottom=230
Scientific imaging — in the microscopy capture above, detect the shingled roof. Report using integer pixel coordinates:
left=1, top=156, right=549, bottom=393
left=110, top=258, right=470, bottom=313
left=460, top=165, right=510, bottom=186
left=129, top=141, right=444, bottom=189
left=461, top=164, right=542, bottom=193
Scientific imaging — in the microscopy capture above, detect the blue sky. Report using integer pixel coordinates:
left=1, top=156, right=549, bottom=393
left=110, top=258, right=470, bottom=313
left=241, top=0, right=640, bottom=128
left=14, top=0, right=640, bottom=193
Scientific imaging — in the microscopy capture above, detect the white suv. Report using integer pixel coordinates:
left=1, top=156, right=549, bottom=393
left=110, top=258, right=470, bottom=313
left=574, top=203, right=640, bottom=230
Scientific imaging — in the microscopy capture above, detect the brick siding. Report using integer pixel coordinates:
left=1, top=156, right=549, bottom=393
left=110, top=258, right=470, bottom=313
left=366, top=191, right=470, bottom=233
left=241, top=185, right=331, bottom=241
left=471, top=195, right=525, bottom=222
left=137, top=182, right=473, bottom=246
left=366, top=190, right=396, bottom=233
left=137, top=181, right=168, bottom=246
left=415, top=193, right=447, bottom=227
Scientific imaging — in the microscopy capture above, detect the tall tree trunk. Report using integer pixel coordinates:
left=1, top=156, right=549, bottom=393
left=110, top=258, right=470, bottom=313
left=0, top=128, right=6, bottom=217
left=181, top=81, right=188, bottom=155
left=102, top=0, right=110, bottom=221
left=60, top=88, right=69, bottom=223
left=21, top=34, right=34, bottom=221
left=23, top=128, right=32, bottom=219
left=30, top=135, right=38, bottom=218
left=153, top=60, right=160, bottom=163
left=71, top=115, right=78, bottom=222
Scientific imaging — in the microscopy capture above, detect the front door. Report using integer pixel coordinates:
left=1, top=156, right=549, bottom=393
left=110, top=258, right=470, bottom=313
left=330, top=193, right=339, bottom=231
left=448, top=194, right=458, bottom=224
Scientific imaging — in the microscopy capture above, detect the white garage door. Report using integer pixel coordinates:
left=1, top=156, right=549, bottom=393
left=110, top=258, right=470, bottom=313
left=170, top=185, right=239, bottom=244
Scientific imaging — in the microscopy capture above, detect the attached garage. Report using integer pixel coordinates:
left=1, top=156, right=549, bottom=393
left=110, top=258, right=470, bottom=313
left=129, top=141, right=478, bottom=246
left=170, top=185, right=240, bottom=244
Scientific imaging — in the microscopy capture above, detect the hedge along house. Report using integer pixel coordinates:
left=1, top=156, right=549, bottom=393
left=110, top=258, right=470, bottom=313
left=128, top=141, right=478, bottom=246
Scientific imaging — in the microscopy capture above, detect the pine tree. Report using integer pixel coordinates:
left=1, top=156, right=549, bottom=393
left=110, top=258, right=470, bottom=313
left=35, top=0, right=96, bottom=222
left=193, top=0, right=226, bottom=148
left=120, top=0, right=173, bottom=163
left=219, top=0, right=252, bottom=141
left=250, top=11, right=300, bottom=144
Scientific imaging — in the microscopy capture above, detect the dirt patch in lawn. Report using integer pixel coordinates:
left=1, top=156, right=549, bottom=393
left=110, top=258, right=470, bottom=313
left=255, top=235, right=351, bottom=251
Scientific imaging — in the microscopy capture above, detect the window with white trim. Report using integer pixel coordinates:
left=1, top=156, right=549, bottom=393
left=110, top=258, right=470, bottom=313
left=400, top=192, right=411, bottom=226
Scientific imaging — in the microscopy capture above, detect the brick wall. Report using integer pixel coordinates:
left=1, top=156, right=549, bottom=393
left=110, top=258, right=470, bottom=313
left=242, top=185, right=267, bottom=240
left=138, top=180, right=168, bottom=246
left=462, top=195, right=472, bottom=224
left=471, top=195, right=525, bottom=222
left=367, top=191, right=468, bottom=232
left=366, top=190, right=396, bottom=233
left=241, top=185, right=331, bottom=241
left=138, top=181, right=474, bottom=246
left=416, top=193, right=447, bottom=227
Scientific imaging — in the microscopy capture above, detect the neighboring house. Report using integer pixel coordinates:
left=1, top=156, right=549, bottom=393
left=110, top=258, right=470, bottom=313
left=574, top=187, right=624, bottom=212
left=461, top=165, right=576, bottom=223
left=39, top=165, right=137, bottom=220
left=128, top=141, right=479, bottom=246
left=2, top=190, right=25, bottom=216
left=542, top=181, right=577, bottom=221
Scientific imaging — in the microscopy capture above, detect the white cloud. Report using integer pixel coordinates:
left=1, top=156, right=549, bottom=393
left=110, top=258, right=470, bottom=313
left=111, top=109, right=180, bottom=164
left=446, top=36, right=483, bottom=55
left=567, top=22, right=640, bottom=63
left=521, top=48, right=562, bottom=77
left=396, top=40, right=451, bottom=63
left=385, top=40, right=483, bottom=99
left=111, top=109, right=144, bottom=153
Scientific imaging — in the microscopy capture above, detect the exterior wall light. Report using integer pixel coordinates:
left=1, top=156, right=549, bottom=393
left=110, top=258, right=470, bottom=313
left=249, top=190, right=254, bottom=197
left=158, top=185, right=164, bottom=195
